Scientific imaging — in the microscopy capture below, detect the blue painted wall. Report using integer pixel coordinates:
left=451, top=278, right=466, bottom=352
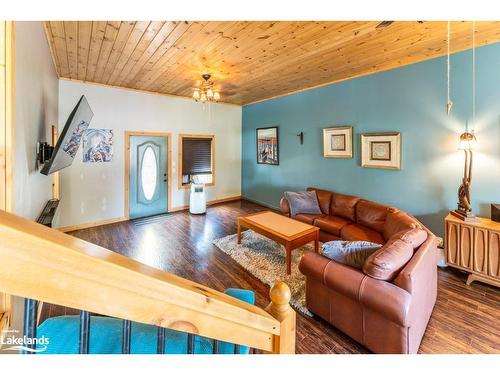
left=242, top=43, right=500, bottom=236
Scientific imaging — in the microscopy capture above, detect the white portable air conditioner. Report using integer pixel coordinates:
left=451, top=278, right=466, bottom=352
left=189, top=183, right=207, bottom=214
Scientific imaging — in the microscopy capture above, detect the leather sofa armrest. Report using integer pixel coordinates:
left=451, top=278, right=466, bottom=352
left=299, top=252, right=329, bottom=282
left=299, top=252, right=365, bottom=301
left=359, top=276, right=411, bottom=327
left=280, top=197, right=291, bottom=217
left=393, top=233, right=437, bottom=295
left=299, top=252, right=411, bottom=326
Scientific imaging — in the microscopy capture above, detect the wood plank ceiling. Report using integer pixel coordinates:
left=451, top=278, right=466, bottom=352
left=44, top=21, right=500, bottom=105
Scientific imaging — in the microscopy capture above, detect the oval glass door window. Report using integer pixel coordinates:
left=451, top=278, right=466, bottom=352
left=141, top=146, right=157, bottom=200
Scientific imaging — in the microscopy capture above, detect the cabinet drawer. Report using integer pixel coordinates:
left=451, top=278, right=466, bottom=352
left=473, top=227, right=488, bottom=274
left=459, top=224, right=474, bottom=269
left=446, top=220, right=460, bottom=266
left=488, top=230, right=500, bottom=278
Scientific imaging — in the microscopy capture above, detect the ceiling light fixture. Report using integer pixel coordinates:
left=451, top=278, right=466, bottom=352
left=193, top=74, right=221, bottom=103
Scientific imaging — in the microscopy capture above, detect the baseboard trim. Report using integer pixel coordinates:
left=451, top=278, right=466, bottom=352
left=169, top=195, right=242, bottom=212
left=58, top=217, right=128, bottom=233
left=58, top=195, right=242, bottom=232
left=241, top=196, right=280, bottom=211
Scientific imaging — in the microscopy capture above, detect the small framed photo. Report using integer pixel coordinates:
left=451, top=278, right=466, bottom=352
left=256, top=126, right=279, bottom=165
left=361, top=132, right=401, bottom=170
left=323, top=126, right=353, bottom=158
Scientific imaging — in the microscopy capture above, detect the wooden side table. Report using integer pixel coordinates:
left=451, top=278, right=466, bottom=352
left=445, top=213, right=500, bottom=287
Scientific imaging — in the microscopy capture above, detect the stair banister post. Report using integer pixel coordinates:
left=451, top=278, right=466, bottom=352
left=265, top=279, right=296, bottom=354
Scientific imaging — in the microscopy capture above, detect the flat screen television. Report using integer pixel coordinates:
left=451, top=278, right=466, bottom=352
left=40, top=95, right=94, bottom=175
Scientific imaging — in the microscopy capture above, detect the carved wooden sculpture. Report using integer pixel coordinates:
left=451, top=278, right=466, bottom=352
left=452, top=132, right=478, bottom=222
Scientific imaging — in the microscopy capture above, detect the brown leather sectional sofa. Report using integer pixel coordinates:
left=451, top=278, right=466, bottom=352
left=280, top=187, right=437, bottom=354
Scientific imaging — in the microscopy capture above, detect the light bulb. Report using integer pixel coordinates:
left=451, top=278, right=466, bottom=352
left=192, top=89, right=200, bottom=101
left=206, top=88, right=214, bottom=99
left=213, top=92, right=220, bottom=101
left=200, top=92, right=207, bottom=102
left=458, top=132, right=476, bottom=150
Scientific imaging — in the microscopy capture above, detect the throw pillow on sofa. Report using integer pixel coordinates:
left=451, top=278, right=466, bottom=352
left=322, top=240, right=383, bottom=269
left=284, top=190, right=322, bottom=217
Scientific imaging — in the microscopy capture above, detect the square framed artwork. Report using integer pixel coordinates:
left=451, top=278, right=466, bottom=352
left=323, top=126, right=353, bottom=158
left=82, top=128, right=113, bottom=162
left=256, top=127, right=279, bottom=165
left=361, top=132, right=401, bottom=170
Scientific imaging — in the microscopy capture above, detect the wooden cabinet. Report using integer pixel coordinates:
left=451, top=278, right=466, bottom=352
left=445, top=214, right=500, bottom=288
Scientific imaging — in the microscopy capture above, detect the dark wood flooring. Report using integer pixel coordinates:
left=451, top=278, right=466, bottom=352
left=41, top=200, right=500, bottom=354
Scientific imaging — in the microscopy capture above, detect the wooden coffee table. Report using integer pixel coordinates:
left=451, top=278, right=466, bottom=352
left=237, top=211, right=319, bottom=275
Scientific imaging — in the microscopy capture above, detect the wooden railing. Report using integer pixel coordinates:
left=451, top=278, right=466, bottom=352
left=0, top=210, right=296, bottom=353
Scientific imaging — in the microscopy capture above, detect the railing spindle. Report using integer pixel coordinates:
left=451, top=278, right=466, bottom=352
left=122, top=320, right=131, bottom=354
left=78, top=310, right=90, bottom=354
left=212, top=339, right=219, bottom=354
left=157, top=327, right=166, bottom=354
left=187, top=333, right=194, bottom=354
left=22, top=298, right=38, bottom=354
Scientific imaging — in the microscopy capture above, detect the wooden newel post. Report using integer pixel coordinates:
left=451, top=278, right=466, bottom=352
left=265, top=279, right=296, bottom=354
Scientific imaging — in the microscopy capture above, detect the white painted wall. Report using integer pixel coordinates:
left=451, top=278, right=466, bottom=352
left=11, top=21, right=59, bottom=340
left=13, top=21, right=58, bottom=220
left=56, top=80, right=242, bottom=228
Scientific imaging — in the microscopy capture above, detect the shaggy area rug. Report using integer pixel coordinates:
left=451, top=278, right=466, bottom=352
left=213, top=230, right=315, bottom=316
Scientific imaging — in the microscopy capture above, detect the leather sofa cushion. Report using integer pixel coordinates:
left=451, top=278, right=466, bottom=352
left=314, top=216, right=350, bottom=236
left=330, top=193, right=360, bottom=221
left=356, top=200, right=395, bottom=234
left=307, top=187, right=332, bottom=215
left=363, top=237, right=414, bottom=281
left=383, top=210, right=421, bottom=241
left=319, top=231, right=341, bottom=243
left=295, top=213, right=325, bottom=225
left=341, top=223, right=385, bottom=245
left=393, top=228, right=428, bottom=249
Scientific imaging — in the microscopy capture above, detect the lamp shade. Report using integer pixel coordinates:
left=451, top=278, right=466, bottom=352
left=459, top=131, right=476, bottom=150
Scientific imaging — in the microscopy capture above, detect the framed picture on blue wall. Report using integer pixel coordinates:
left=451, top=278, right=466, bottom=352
left=323, top=126, right=353, bottom=158
left=361, top=132, right=401, bottom=170
left=256, top=127, right=279, bottom=165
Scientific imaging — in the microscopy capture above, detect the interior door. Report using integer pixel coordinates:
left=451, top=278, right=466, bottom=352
left=129, top=135, right=168, bottom=219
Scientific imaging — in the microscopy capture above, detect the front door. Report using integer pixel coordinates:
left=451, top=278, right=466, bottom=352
left=129, top=135, right=168, bottom=219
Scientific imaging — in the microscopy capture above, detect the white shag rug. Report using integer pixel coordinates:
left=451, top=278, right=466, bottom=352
left=213, top=230, right=314, bottom=316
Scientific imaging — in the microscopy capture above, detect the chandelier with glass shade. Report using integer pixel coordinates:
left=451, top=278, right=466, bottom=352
left=192, top=74, right=221, bottom=103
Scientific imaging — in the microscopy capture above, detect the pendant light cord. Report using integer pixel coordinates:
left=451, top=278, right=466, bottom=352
left=472, top=21, right=476, bottom=128
left=447, top=21, right=451, bottom=110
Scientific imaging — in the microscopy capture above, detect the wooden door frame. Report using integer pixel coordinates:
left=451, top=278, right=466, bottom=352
left=124, top=131, right=172, bottom=219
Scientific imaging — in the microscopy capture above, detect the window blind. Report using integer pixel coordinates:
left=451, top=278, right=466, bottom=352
left=182, top=138, right=212, bottom=176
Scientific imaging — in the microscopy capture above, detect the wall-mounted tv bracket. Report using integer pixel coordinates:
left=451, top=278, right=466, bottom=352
left=36, top=142, right=54, bottom=169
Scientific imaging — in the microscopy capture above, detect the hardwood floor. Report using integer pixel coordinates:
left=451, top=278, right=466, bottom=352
left=41, top=200, right=500, bottom=354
